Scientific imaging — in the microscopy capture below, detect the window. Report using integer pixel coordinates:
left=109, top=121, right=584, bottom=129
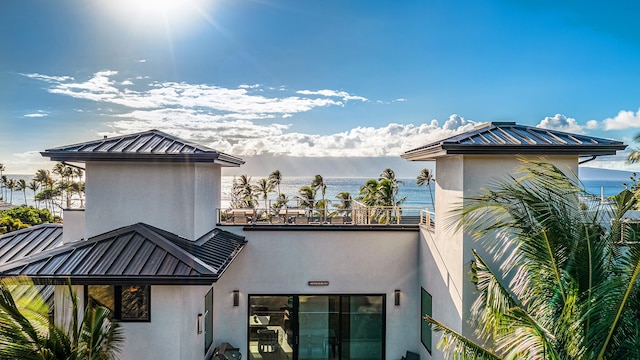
left=86, top=285, right=150, bottom=322
left=248, top=294, right=385, bottom=360
left=421, top=288, right=432, bottom=353
left=204, top=288, right=213, bottom=354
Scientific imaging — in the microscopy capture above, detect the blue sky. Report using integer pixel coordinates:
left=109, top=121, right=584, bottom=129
left=2, top=0, right=640, bottom=176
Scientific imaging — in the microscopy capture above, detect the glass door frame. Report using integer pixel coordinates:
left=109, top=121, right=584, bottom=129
left=247, top=293, right=386, bottom=360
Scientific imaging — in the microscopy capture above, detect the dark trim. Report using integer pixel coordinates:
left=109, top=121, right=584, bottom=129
left=85, top=284, right=152, bottom=323
left=41, top=152, right=244, bottom=166
left=19, top=276, right=218, bottom=286
left=247, top=293, right=386, bottom=360
left=421, top=287, right=433, bottom=354
left=239, top=224, right=419, bottom=231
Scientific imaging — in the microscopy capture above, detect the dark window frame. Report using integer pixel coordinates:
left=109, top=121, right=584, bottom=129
left=247, top=293, right=386, bottom=360
left=85, top=285, right=151, bottom=322
left=421, top=287, right=432, bottom=353
left=204, top=288, right=214, bottom=354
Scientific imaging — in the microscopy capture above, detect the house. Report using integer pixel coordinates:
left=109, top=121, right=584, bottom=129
left=0, top=123, right=626, bottom=360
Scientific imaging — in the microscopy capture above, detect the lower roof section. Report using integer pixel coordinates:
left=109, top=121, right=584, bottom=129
left=0, top=223, right=246, bottom=285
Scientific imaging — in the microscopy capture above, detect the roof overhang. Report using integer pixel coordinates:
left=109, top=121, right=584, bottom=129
left=40, top=129, right=245, bottom=167
left=402, top=122, right=626, bottom=161
left=41, top=151, right=245, bottom=166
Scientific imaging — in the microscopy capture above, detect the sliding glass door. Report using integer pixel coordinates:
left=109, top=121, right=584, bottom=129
left=248, top=295, right=384, bottom=360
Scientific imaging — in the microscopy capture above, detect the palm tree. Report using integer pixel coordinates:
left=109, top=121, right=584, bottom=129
left=357, top=179, right=381, bottom=207
left=416, top=168, right=435, bottom=211
left=27, top=181, right=39, bottom=208
left=254, top=178, right=274, bottom=217
left=0, top=163, right=5, bottom=200
left=268, top=170, right=282, bottom=198
left=34, top=169, right=54, bottom=211
left=232, top=175, right=256, bottom=208
left=296, top=185, right=316, bottom=215
left=426, top=160, right=640, bottom=359
left=379, top=168, right=404, bottom=186
left=272, top=193, right=289, bottom=213
left=0, top=277, right=123, bottom=359
left=311, top=175, right=327, bottom=220
left=333, top=191, right=352, bottom=217
left=16, top=179, right=27, bottom=205
left=6, top=179, right=16, bottom=204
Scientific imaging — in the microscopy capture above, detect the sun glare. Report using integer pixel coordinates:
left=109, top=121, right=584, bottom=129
left=102, top=0, right=214, bottom=35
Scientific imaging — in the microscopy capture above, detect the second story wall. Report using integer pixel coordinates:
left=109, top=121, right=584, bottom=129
left=85, top=161, right=221, bottom=239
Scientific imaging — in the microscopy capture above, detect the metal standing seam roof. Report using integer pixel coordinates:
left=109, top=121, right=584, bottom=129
left=41, top=129, right=245, bottom=166
left=0, top=224, right=63, bottom=264
left=401, top=122, right=627, bottom=161
left=0, top=223, right=247, bottom=285
left=0, top=224, right=64, bottom=307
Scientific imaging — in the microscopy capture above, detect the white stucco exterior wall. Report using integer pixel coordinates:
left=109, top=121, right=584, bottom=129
left=84, top=162, right=221, bottom=240
left=62, top=208, right=85, bottom=243
left=418, top=154, right=579, bottom=359
left=116, top=285, right=210, bottom=360
left=211, top=228, right=421, bottom=359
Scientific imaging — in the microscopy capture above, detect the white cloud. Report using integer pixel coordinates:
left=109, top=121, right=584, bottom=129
left=394, top=98, right=407, bottom=102
left=602, top=109, right=640, bottom=130
left=4, top=151, right=52, bottom=175
left=586, top=120, right=599, bottom=130
left=26, top=70, right=479, bottom=158
left=296, top=89, right=368, bottom=102
left=20, top=73, right=74, bottom=83
left=537, top=114, right=585, bottom=134
left=137, top=59, right=147, bottom=63
left=23, top=111, right=48, bottom=118
left=121, top=80, right=134, bottom=85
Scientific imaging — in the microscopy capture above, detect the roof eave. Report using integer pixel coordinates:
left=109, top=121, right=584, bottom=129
left=41, top=152, right=245, bottom=166
left=401, top=144, right=626, bottom=160
left=4, top=275, right=219, bottom=286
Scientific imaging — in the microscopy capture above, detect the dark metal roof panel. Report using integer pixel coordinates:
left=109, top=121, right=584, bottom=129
left=0, top=224, right=63, bottom=264
left=0, top=223, right=247, bottom=285
left=402, top=122, right=626, bottom=160
left=41, top=129, right=244, bottom=166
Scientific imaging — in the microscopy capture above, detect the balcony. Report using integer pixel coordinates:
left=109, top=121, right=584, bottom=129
left=217, top=200, right=434, bottom=228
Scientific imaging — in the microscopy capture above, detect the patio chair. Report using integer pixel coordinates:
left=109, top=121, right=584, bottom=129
left=258, top=329, right=278, bottom=353
left=294, top=216, right=309, bottom=224
left=270, top=215, right=285, bottom=224
left=233, top=216, right=249, bottom=225
left=330, top=216, right=345, bottom=224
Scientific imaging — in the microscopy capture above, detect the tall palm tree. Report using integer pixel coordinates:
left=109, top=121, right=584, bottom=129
left=311, top=175, right=327, bottom=220
left=254, top=178, right=274, bottom=215
left=426, top=160, right=640, bottom=359
left=296, top=185, right=316, bottom=215
left=333, top=191, right=352, bottom=217
left=6, top=179, right=16, bottom=204
left=27, top=181, right=39, bottom=208
left=268, top=170, right=282, bottom=198
left=0, top=277, right=123, bottom=359
left=232, top=175, right=256, bottom=208
left=379, top=168, right=404, bottom=186
left=16, top=179, right=27, bottom=205
left=416, top=168, right=435, bottom=211
left=0, top=163, right=5, bottom=200
left=357, top=179, right=381, bottom=207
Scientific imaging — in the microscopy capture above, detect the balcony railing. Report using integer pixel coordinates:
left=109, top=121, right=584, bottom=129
left=217, top=204, right=429, bottom=226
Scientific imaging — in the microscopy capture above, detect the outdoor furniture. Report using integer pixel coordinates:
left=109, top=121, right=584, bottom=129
left=294, top=216, right=309, bottom=224
left=270, top=215, right=285, bottom=224
left=233, top=216, right=249, bottom=225
left=330, top=216, right=345, bottom=224
left=257, top=329, right=278, bottom=353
